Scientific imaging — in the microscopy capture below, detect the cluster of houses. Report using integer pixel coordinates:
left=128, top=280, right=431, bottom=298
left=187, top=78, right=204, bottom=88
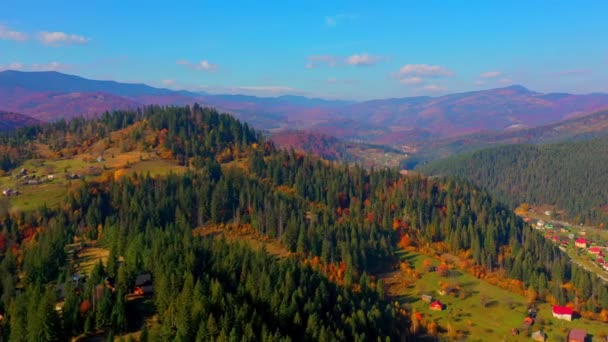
left=535, top=219, right=608, bottom=271
left=2, top=188, right=19, bottom=196
left=55, top=272, right=153, bottom=314
left=575, top=238, right=608, bottom=271
left=421, top=294, right=445, bottom=312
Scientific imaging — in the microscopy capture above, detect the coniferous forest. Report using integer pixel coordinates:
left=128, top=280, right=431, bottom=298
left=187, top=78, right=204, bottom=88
left=419, top=138, right=608, bottom=226
left=0, top=105, right=607, bottom=341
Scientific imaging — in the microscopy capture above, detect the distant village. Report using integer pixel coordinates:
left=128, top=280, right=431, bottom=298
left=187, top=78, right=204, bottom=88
left=530, top=216, right=608, bottom=273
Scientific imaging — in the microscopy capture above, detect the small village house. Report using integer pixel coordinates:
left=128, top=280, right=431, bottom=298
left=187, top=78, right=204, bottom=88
left=536, top=220, right=545, bottom=229
left=552, top=305, right=573, bottom=321
left=133, top=273, right=154, bottom=296
left=568, top=328, right=587, bottom=342
left=588, top=246, right=603, bottom=255
left=429, top=300, right=443, bottom=311
left=523, top=316, right=534, bottom=326
left=421, top=294, right=433, bottom=303
left=531, top=330, right=546, bottom=342
left=575, top=238, right=588, bottom=249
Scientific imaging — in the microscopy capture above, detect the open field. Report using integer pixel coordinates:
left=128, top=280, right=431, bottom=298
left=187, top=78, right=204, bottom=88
left=383, top=249, right=608, bottom=341
left=73, top=247, right=110, bottom=275
left=0, top=145, right=187, bottom=211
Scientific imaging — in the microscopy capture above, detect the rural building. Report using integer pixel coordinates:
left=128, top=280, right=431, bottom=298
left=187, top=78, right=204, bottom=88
left=133, top=273, right=154, bottom=297
left=568, top=328, right=587, bottom=342
left=588, top=246, right=603, bottom=255
left=429, top=300, right=443, bottom=311
left=531, top=330, right=546, bottom=342
left=575, top=238, right=588, bottom=248
left=552, top=305, right=573, bottom=321
left=134, top=285, right=154, bottom=296
left=536, top=220, right=545, bottom=229
left=421, top=294, right=433, bottom=303
left=135, top=273, right=152, bottom=286
left=2, top=188, right=17, bottom=196
left=523, top=316, right=534, bottom=326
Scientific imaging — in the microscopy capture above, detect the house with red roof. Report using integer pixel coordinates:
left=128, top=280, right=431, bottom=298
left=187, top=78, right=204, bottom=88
left=552, top=305, right=573, bottom=321
left=588, top=246, right=602, bottom=255
left=575, top=238, right=587, bottom=248
left=429, top=300, right=444, bottom=311
left=568, top=328, right=587, bottom=342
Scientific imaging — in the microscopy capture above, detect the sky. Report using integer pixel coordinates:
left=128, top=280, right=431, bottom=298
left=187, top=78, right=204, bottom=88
left=1, top=1, right=608, bottom=100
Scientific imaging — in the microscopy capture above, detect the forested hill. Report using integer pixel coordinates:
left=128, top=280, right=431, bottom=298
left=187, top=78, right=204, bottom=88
left=419, top=137, right=608, bottom=225
left=0, top=105, right=607, bottom=341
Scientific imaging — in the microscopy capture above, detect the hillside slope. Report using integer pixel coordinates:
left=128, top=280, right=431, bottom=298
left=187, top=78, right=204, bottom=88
left=419, top=137, right=608, bottom=225
left=414, top=108, right=608, bottom=161
left=0, top=110, right=40, bottom=131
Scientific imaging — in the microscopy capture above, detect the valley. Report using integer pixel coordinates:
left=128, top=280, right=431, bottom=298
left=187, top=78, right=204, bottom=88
left=2, top=4, right=608, bottom=339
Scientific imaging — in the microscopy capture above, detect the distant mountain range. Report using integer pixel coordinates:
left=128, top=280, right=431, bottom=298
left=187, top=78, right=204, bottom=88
left=2, top=70, right=608, bottom=151
left=410, top=108, right=608, bottom=163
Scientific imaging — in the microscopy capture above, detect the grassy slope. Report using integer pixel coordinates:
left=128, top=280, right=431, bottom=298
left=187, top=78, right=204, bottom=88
left=383, top=249, right=608, bottom=341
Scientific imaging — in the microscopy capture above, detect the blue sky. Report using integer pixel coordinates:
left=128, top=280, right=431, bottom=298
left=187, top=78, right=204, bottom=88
left=1, top=1, right=607, bottom=99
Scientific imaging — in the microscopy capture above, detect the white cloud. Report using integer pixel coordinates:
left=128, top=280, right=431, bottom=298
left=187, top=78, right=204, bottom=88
left=419, top=84, right=447, bottom=92
left=0, top=61, right=68, bottom=72
left=306, top=55, right=338, bottom=68
left=345, top=53, right=381, bottom=66
left=480, top=71, right=502, bottom=78
left=325, top=13, right=359, bottom=27
left=177, top=59, right=218, bottom=72
left=400, top=77, right=424, bottom=85
left=324, top=78, right=358, bottom=85
left=325, top=17, right=337, bottom=27
left=197, top=85, right=302, bottom=96
left=0, top=62, right=24, bottom=71
left=398, top=64, right=454, bottom=77
left=162, top=79, right=175, bottom=86
left=307, top=54, right=382, bottom=68
left=0, top=25, right=27, bottom=42
left=498, top=78, right=513, bottom=84
left=38, top=31, right=90, bottom=45
left=475, top=80, right=485, bottom=86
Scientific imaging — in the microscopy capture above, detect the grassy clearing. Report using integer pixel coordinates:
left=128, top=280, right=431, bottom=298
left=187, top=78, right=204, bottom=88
left=383, top=249, right=608, bottom=341
left=193, top=225, right=292, bottom=259
left=73, top=247, right=110, bottom=275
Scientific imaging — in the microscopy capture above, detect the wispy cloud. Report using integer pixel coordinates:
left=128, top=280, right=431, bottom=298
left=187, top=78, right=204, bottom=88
left=325, top=13, right=359, bottom=27
left=177, top=59, right=218, bottom=72
left=394, top=64, right=453, bottom=87
left=419, top=84, right=447, bottom=92
left=545, top=69, right=591, bottom=76
left=306, top=55, right=339, bottom=69
left=0, top=24, right=27, bottom=42
left=162, top=79, right=175, bottom=86
left=398, top=64, right=454, bottom=77
left=480, top=71, right=502, bottom=78
left=197, top=84, right=303, bottom=97
left=324, top=78, right=358, bottom=85
left=345, top=53, right=381, bottom=66
left=399, top=77, right=424, bottom=85
left=307, top=53, right=382, bottom=68
left=0, top=62, right=24, bottom=71
left=498, top=78, right=513, bottom=84
left=38, top=31, right=90, bottom=46
left=0, top=61, right=69, bottom=72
